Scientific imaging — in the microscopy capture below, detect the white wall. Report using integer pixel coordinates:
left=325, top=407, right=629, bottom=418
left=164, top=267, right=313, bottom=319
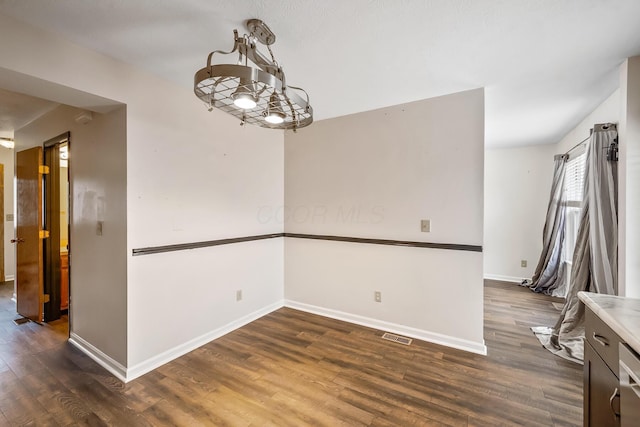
left=484, top=89, right=620, bottom=284
left=0, top=12, right=285, bottom=379
left=0, top=146, right=14, bottom=281
left=619, top=56, right=640, bottom=298
left=284, top=89, right=486, bottom=354
left=125, top=87, right=285, bottom=370
left=556, top=89, right=620, bottom=153
left=484, top=144, right=555, bottom=282
left=15, top=104, right=128, bottom=365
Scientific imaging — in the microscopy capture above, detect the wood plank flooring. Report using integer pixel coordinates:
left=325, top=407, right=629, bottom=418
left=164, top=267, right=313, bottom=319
left=0, top=279, right=582, bottom=426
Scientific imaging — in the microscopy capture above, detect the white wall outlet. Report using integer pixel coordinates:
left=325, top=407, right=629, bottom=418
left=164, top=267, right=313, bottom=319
left=374, top=291, right=382, bottom=302
left=521, top=260, right=527, bottom=268
left=421, top=219, right=430, bottom=232
left=236, top=290, right=242, bottom=301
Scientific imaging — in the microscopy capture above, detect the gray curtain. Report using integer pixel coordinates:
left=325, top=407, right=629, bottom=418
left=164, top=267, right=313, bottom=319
left=533, top=123, right=618, bottom=364
left=529, top=155, right=567, bottom=295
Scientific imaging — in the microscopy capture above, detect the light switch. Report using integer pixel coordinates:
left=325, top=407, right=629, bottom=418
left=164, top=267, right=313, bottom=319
left=421, top=219, right=430, bottom=232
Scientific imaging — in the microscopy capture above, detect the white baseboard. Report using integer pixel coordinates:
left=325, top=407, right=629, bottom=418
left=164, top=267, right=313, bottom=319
left=5, top=275, right=14, bottom=281
left=484, top=274, right=528, bottom=284
left=284, top=300, right=487, bottom=356
left=124, top=301, right=284, bottom=382
left=69, top=299, right=488, bottom=383
left=69, top=333, right=128, bottom=382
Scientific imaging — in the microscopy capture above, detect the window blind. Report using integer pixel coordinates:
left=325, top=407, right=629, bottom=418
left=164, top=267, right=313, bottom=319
left=564, top=151, right=587, bottom=206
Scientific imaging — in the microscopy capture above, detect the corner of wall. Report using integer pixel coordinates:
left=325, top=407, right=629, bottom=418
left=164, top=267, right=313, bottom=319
left=619, top=56, right=640, bottom=298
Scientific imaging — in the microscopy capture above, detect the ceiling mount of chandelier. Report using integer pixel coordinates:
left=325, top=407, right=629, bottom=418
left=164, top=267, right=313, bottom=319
left=194, top=19, right=313, bottom=131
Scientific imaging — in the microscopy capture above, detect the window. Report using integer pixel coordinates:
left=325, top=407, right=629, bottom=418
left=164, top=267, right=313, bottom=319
left=564, top=151, right=587, bottom=208
left=560, top=149, right=587, bottom=295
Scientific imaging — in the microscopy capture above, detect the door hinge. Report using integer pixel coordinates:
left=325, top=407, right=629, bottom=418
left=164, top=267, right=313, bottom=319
left=43, top=294, right=50, bottom=303
left=39, top=230, right=50, bottom=239
left=39, top=165, right=50, bottom=174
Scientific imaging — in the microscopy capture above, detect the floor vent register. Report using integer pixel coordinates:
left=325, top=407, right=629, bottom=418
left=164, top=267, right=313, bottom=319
left=381, top=332, right=412, bottom=346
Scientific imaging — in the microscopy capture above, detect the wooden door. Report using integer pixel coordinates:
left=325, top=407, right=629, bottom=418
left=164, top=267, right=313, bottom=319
left=15, top=147, right=44, bottom=322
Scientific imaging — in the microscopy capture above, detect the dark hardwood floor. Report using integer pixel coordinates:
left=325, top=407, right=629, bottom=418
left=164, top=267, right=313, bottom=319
left=0, top=279, right=581, bottom=426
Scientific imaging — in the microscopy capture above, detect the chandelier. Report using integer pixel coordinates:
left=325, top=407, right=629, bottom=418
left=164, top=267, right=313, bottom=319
left=194, top=19, right=313, bottom=131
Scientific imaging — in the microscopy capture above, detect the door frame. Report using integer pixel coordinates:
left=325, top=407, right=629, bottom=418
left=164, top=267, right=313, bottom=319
left=43, top=132, right=70, bottom=323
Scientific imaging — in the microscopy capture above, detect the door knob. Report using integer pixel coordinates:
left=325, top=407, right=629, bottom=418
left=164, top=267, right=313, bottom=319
left=10, top=238, right=25, bottom=244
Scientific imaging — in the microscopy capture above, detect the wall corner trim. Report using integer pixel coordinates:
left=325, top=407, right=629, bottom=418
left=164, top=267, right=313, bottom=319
left=69, top=333, right=128, bottom=382
left=284, top=300, right=487, bottom=356
left=124, top=300, right=284, bottom=382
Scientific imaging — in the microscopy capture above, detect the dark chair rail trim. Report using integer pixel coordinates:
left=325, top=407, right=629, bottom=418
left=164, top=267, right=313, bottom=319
left=284, top=233, right=482, bottom=252
left=132, top=233, right=482, bottom=256
left=132, top=233, right=283, bottom=256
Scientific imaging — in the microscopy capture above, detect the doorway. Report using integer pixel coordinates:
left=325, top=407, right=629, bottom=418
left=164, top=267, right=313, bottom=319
left=43, top=133, right=70, bottom=323
left=14, top=132, right=70, bottom=326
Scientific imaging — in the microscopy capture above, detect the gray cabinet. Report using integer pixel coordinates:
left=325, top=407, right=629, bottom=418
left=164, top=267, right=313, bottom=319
left=584, top=307, right=622, bottom=427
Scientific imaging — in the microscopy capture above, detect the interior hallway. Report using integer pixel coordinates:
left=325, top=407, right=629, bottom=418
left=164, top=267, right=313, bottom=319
left=0, top=280, right=582, bottom=426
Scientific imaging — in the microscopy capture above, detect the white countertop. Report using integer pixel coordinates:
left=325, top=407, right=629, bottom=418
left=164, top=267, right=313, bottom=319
left=579, top=291, right=640, bottom=355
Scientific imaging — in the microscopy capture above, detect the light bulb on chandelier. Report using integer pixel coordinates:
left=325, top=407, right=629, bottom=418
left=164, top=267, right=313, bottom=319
left=231, top=78, right=258, bottom=109
left=264, top=91, right=286, bottom=124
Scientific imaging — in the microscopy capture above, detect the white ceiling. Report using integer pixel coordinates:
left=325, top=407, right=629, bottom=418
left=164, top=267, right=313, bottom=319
left=1, top=0, right=639, bottom=147
left=0, top=88, right=58, bottom=138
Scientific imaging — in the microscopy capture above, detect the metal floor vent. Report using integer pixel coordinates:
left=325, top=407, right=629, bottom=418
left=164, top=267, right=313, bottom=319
left=381, top=332, right=412, bottom=346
